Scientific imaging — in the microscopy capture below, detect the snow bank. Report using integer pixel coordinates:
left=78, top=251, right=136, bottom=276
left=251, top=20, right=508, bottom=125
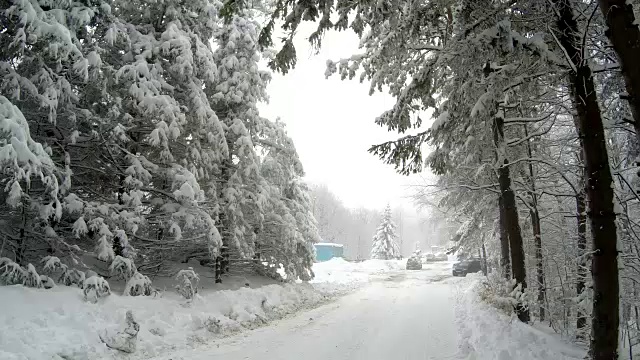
left=0, top=282, right=330, bottom=360
left=455, top=275, right=586, bottom=359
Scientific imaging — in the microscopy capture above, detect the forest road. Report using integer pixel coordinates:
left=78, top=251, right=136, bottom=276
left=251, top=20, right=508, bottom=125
left=154, top=262, right=464, bottom=360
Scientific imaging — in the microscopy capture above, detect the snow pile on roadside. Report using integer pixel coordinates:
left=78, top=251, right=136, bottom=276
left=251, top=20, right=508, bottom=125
left=0, top=282, right=330, bottom=360
left=311, top=258, right=404, bottom=286
left=455, top=275, right=586, bottom=359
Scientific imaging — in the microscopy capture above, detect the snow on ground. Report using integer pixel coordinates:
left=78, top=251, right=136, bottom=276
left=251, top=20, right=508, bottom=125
left=0, top=259, right=404, bottom=360
left=453, top=274, right=587, bottom=359
left=149, top=262, right=461, bottom=360
left=310, top=258, right=405, bottom=286
left=0, top=259, right=586, bottom=360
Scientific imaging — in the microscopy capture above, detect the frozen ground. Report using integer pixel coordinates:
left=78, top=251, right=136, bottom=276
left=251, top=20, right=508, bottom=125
left=0, top=259, right=586, bottom=360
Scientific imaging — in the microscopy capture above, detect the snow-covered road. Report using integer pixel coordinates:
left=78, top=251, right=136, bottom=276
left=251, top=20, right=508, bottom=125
left=154, top=263, right=461, bottom=360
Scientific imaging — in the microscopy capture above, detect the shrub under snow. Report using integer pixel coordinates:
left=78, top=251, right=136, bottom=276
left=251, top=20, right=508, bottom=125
left=0, top=258, right=44, bottom=288
left=175, top=267, right=199, bottom=300
left=0, top=257, right=25, bottom=285
left=478, top=272, right=533, bottom=316
left=110, top=255, right=137, bottom=280
left=83, top=275, right=111, bottom=303
left=41, top=255, right=85, bottom=287
left=124, top=272, right=154, bottom=296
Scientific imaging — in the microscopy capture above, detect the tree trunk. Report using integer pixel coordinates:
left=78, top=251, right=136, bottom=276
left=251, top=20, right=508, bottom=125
left=576, top=153, right=588, bottom=336
left=524, top=124, right=545, bottom=321
left=493, top=110, right=530, bottom=323
left=216, top=155, right=233, bottom=283
left=596, top=0, right=640, bottom=145
left=481, top=237, right=488, bottom=276
left=554, top=1, right=620, bottom=358
left=499, top=196, right=511, bottom=279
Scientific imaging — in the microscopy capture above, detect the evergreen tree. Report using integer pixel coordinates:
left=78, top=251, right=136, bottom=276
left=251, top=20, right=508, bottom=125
left=370, top=205, right=400, bottom=260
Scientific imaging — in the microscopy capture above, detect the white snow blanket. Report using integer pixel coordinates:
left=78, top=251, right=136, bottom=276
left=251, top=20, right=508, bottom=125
left=454, top=275, right=587, bottom=359
left=0, top=259, right=402, bottom=360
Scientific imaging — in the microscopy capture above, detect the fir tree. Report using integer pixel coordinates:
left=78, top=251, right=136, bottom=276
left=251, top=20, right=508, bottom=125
left=370, top=205, right=400, bottom=260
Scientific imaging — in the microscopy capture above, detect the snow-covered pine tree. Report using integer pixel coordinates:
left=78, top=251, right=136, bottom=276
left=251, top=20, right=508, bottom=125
left=89, top=0, right=228, bottom=272
left=0, top=0, right=116, bottom=267
left=258, top=118, right=320, bottom=280
left=207, top=8, right=272, bottom=280
left=370, top=205, right=400, bottom=260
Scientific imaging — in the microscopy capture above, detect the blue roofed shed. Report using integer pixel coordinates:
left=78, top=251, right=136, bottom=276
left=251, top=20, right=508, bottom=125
left=314, top=243, right=344, bottom=262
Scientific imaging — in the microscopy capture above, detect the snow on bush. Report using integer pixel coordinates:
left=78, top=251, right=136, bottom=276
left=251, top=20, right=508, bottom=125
left=477, top=272, right=533, bottom=316
left=24, top=263, right=42, bottom=288
left=41, top=255, right=85, bottom=287
left=455, top=276, right=586, bottom=359
left=83, top=275, right=111, bottom=303
left=124, top=272, right=154, bottom=296
left=39, top=275, right=55, bottom=289
left=110, top=255, right=137, bottom=280
left=175, top=267, right=199, bottom=300
left=60, top=268, right=86, bottom=287
left=0, top=257, right=25, bottom=285
left=0, top=258, right=44, bottom=288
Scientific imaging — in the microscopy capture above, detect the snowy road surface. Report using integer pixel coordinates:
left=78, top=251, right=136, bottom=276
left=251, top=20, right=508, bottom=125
left=154, top=263, right=461, bottom=360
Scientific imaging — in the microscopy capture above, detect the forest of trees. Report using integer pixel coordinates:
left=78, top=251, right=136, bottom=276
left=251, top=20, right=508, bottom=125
left=309, top=183, right=433, bottom=259
left=0, top=0, right=321, bottom=295
left=4, top=0, right=640, bottom=357
left=248, top=0, right=640, bottom=358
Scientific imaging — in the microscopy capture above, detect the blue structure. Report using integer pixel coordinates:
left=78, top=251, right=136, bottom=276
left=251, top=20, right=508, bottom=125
left=314, top=243, right=344, bottom=262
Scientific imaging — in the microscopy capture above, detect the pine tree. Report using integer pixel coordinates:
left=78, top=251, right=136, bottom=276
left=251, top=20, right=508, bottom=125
left=370, top=205, right=400, bottom=260
left=259, top=119, right=320, bottom=280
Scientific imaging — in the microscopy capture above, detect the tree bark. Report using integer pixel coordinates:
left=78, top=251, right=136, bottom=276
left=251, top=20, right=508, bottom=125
left=576, top=153, right=588, bottom=335
left=481, top=237, right=488, bottom=276
left=524, top=124, right=545, bottom=321
left=216, top=155, right=233, bottom=283
left=554, top=1, right=620, bottom=358
left=493, top=109, right=529, bottom=323
left=596, top=0, right=640, bottom=144
left=499, top=196, right=511, bottom=279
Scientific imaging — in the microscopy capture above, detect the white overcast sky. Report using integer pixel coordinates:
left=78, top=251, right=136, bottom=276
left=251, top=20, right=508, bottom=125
left=258, top=24, right=433, bottom=211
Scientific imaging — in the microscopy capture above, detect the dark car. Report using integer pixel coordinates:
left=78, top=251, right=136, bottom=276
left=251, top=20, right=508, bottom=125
left=406, top=251, right=423, bottom=270
left=452, top=259, right=482, bottom=276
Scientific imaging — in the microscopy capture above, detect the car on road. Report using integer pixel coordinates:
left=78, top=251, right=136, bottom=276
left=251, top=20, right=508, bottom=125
left=422, top=253, right=436, bottom=263
left=434, top=252, right=448, bottom=262
left=406, top=252, right=423, bottom=270
left=452, top=259, right=482, bottom=276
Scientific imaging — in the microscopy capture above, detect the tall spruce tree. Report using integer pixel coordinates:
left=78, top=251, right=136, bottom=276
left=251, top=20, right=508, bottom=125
left=370, top=205, right=400, bottom=260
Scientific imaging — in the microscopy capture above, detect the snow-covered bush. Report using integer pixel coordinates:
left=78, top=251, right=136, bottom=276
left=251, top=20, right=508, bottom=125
left=60, top=268, right=86, bottom=287
left=175, top=267, right=199, bottom=300
left=23, top=264, right=42, bottom=288
left=124, top=272, right=153, bottom=296
left=83, top=276, right=111, bottom=303
left=39, top=275, right=55, bottom=289
left=41, top=256, right=85, bottom=287
left=478, top=272, right=533, bottom=316
left=0, top=257, right=25, bottom=285
left=109, top=256, right=137, bottom=281
left=42, top=256, right=64, bottom=273
left=0, top=258, right=45, bottom=288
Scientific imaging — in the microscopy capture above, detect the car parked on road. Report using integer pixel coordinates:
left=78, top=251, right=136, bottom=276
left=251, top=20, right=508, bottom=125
left=434, top=252, right=448, bottom=262
left=452, top=259, right=482, bottom=276
left=406, top=251, right=423, bottom=270
left=422, top=253, right=436, bottom=263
